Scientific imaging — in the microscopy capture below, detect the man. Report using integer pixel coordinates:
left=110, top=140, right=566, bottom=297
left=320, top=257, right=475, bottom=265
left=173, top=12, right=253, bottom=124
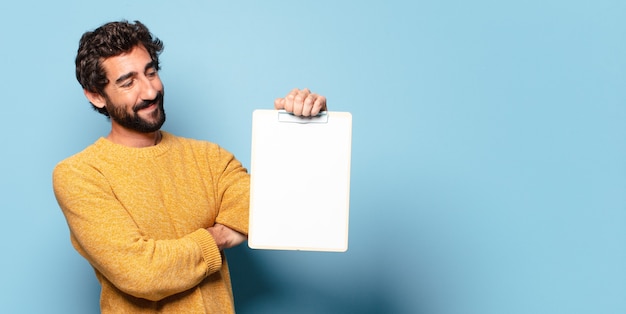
left=53, top=20, right=326, bottom=313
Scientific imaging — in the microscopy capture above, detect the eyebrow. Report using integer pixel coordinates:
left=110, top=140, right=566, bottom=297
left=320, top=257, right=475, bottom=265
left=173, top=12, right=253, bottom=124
left=114, top=61, right=157, bottom=85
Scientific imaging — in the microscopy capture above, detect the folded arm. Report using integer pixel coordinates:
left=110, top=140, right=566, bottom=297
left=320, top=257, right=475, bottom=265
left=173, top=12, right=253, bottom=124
left=53, top=160, right=224, bottom=301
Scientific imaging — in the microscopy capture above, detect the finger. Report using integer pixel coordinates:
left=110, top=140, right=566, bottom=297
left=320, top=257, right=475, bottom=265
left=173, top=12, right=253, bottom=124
left=274, top=97, right=285, bottom=110
left=283, top=89, right=298, bottom=113
left=292, top=89, right=309, bottom=116
left=301, top=93, right=316, bottom=117
left=297, top=88, right=315, bottom=116
left=310, top=94, right=327, bottom=116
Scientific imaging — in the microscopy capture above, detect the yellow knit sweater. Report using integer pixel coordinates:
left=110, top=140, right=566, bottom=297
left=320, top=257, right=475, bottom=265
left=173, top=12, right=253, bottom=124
left=53, top=131, right=249, bottom=313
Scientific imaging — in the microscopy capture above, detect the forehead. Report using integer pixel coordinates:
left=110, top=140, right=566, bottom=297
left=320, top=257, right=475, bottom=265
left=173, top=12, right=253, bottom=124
left=101, top=45, right=152, bottom=78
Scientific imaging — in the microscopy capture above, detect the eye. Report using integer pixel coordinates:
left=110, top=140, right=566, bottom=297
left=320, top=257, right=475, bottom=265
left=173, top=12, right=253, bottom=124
left=121, top=79, right=134, bottom=88
left=146, top=68, right=158, bottom=78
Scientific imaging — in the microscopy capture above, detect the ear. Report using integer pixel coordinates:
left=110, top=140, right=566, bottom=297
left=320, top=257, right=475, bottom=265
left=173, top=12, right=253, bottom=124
left=84, top=89, right=106, bottom=109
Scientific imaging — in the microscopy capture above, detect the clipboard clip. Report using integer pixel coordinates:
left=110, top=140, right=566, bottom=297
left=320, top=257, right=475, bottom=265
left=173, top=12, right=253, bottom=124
left=277, top=110, right=328, bottom=124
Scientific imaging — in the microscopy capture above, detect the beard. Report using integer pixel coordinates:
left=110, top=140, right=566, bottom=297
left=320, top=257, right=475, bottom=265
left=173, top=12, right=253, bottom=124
left=106, top=91, right=166, bottom=133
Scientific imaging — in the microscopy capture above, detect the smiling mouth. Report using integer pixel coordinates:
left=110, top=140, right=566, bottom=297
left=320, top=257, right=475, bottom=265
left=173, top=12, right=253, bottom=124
left=134, top=100, right=158, bottom=113
left=140, top=103, right=157, bottom=111
left=133, top=92, right=163, bottom=113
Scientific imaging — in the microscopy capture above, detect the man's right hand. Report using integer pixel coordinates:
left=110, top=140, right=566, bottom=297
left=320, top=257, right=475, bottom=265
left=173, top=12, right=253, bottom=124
left=206, top=223, right=247, bottom=250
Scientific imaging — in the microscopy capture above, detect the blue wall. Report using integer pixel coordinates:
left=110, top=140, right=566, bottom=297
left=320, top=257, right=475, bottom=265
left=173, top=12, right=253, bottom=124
left=1, top=1, right=625, bottom=313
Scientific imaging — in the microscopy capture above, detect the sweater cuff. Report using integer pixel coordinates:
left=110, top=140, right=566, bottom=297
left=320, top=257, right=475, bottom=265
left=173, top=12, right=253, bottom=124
left=187, top=229, right=222, bottom=276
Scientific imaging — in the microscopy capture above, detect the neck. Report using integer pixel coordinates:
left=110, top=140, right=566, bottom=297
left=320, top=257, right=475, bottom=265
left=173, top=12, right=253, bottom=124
left=106, top=124, right=162, bottom=148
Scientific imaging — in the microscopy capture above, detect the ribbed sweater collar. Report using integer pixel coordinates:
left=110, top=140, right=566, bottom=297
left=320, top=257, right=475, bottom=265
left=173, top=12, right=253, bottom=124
left=93, top=131, right=173, bottom=158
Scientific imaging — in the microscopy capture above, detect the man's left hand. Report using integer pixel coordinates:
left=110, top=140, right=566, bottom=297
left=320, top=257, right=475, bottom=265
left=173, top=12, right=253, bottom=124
left=274, top=88, right=327, bottom=117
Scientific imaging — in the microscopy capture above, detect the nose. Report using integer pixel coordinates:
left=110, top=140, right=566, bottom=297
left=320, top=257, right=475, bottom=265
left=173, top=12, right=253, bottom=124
left=140, top=74, right=161, bottom=101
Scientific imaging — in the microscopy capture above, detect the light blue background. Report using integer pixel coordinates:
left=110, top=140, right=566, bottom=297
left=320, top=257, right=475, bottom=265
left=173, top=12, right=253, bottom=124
left=1, top=1, right=625, bottom=313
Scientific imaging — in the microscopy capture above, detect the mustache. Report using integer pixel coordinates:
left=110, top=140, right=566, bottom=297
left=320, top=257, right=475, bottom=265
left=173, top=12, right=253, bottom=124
left=133, top=92, right=163, bottom=112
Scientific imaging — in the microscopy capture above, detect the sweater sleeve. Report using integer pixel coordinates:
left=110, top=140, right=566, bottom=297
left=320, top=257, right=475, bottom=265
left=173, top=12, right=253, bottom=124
left=52, top=160, right=223, bottom=302
left=209, top=145, right=250, bottom=235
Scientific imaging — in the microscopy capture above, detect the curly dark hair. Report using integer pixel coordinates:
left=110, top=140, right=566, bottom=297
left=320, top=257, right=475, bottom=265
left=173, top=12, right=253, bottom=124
left=75, top=20, right=164, bottom=116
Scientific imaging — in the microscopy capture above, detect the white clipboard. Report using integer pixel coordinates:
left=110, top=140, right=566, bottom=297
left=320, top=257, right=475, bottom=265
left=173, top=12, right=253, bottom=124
left=248, top=109, right=352, bottom=252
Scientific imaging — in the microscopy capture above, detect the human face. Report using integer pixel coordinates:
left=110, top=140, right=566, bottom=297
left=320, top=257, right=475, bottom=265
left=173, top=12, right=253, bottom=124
left=98, top=45, right=165, bottom=133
